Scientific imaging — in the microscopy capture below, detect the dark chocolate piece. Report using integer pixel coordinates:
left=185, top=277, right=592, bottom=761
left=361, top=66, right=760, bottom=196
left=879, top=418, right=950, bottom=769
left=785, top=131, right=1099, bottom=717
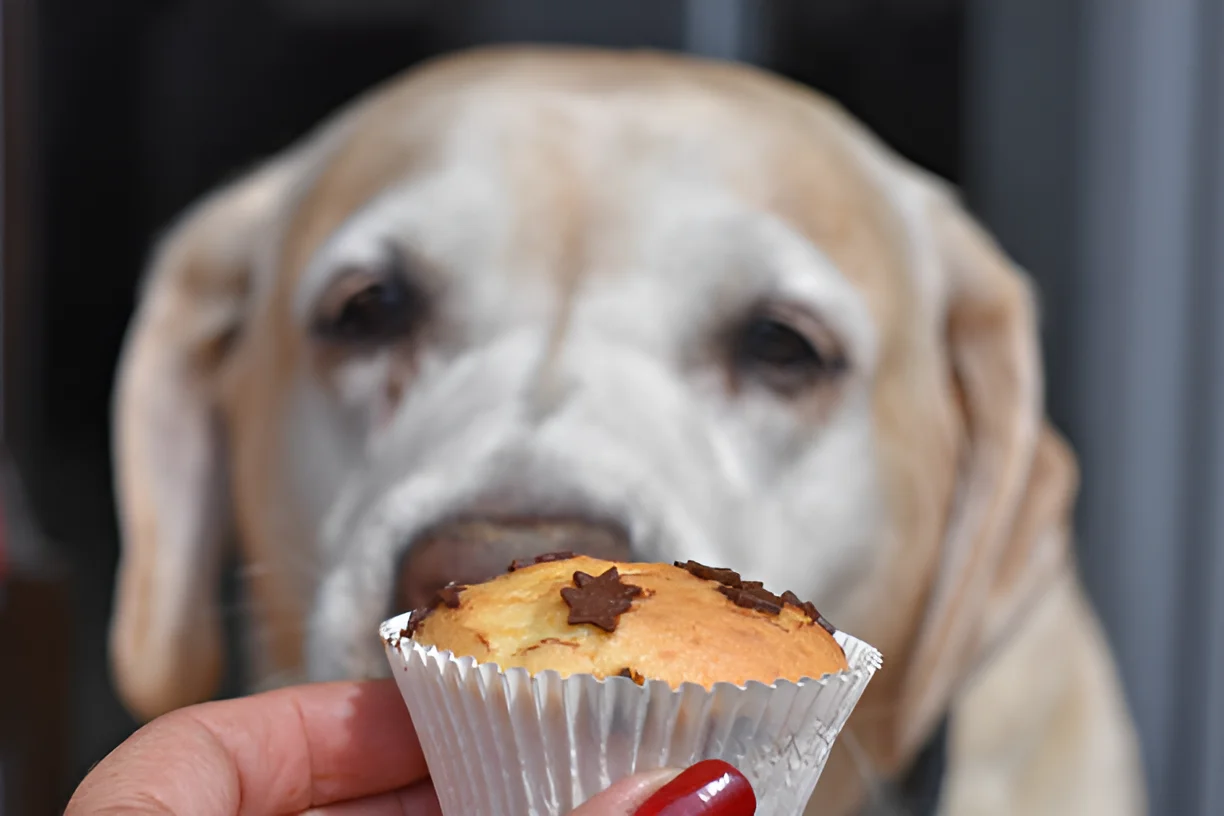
left=509, top=550, right=578, bottom=572
left=781, top=589, right=837, bottom=635
left=675, top=559, right=786, bottom=615
left=748, top=584, right=783, bottom=606
left=535, top=550, right=577, bottom=564
left=560, top=567, right=643, bottom=632
left=674, top=560, right=743, bottom=588
left=717, top=584, right=783, bottom=615
left=675, top=558, right=841, bottom=633
left=401, top=582, right=467, bottom=640
left=401, top=605, right=435, bottom=638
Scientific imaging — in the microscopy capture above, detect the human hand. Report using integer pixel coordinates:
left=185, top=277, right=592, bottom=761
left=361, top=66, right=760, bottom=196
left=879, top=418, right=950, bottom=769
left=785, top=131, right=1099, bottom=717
left=66, top=679, right=755, bottom=815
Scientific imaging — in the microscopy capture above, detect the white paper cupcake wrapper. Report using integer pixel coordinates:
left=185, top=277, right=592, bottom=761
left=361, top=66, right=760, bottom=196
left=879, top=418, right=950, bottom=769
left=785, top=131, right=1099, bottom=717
left=380, top=611, right=881, bottom=816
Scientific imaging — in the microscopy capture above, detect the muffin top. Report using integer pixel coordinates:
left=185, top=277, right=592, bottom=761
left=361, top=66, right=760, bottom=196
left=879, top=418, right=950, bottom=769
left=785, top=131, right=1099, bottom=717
left=400, top=553, right=849, bottom=688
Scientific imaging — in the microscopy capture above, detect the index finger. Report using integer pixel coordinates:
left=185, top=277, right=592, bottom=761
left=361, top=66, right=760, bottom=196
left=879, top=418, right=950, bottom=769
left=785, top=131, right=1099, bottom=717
left=67, top=679, right=428, bottom=815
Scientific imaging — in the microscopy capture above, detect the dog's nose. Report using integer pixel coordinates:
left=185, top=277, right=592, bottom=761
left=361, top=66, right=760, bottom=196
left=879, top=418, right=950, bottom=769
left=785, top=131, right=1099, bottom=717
left=394, top=517, right=633, bottom=612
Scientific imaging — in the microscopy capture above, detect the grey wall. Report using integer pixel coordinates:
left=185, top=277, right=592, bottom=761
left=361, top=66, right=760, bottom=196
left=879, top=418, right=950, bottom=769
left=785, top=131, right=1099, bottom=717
left=964, top=1, right=1224, bottom=814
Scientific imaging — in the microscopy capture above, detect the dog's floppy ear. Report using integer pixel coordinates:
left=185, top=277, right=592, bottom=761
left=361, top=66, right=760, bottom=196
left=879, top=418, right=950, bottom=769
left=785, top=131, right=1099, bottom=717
left=110, top=159, right=294, bottom=721
left=897, top=192, right=1079, bottom=753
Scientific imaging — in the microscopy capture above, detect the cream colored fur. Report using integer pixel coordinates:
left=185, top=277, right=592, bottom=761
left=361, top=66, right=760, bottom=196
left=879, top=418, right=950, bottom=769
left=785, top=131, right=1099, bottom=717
left=109, top=47, right=1146, bottom=815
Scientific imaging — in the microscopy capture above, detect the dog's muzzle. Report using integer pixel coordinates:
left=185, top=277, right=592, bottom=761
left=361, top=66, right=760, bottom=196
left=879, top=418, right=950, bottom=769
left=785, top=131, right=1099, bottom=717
left=393, top=517, right=633, bottom=611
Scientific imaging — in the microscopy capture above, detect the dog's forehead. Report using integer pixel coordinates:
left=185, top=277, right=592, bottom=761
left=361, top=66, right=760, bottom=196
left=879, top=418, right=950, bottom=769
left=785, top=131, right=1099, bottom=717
left=279, top=49, right=917, bottom=332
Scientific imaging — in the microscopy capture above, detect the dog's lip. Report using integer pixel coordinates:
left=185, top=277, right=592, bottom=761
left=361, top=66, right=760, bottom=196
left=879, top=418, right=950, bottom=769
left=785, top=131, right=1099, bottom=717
left=410, top=488, right=644, bottom=557
left=391, top=508, right=641, bottom=611
left=412, top=511, right=633, bottom=542
left=404, top=510, right=645, bottom=568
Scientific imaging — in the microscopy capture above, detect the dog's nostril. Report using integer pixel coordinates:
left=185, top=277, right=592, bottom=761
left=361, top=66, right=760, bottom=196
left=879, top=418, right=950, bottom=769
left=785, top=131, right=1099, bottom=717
left=393, top=517, right=633, bottom=613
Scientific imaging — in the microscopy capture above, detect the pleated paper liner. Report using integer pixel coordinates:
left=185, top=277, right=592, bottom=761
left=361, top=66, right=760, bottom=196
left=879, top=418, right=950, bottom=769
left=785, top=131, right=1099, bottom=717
left=380, top=610, right=881, bottom=816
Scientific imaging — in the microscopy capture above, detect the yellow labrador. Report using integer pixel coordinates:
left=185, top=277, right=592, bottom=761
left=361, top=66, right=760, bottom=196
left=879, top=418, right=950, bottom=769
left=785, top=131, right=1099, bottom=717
left=109, top=47, right=1145, bottom=815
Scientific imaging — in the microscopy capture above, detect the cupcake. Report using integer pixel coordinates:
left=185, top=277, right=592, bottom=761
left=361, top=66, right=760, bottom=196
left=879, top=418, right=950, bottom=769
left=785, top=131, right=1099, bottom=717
left=380, top=553, right=881, bottom=816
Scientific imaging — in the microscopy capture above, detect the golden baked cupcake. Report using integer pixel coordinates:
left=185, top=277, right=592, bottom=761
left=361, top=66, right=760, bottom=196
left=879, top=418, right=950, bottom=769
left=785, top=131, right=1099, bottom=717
left=380, top=554, right=881, bottom=816
left=403, top=554, right=849, bottom=688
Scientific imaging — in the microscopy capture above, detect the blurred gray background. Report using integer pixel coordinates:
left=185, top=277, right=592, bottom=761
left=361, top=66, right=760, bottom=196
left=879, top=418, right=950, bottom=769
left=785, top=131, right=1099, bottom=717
left=2, top=1, right=1220, bottom=814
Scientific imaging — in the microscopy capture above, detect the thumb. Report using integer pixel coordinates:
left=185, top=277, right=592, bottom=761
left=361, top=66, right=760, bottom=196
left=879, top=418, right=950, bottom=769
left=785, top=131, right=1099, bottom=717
left=572, top=759, right=756, bottom=815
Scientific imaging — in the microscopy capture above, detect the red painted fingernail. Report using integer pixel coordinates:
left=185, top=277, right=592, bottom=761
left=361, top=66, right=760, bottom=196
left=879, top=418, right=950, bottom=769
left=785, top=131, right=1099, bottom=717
left=632, top=759, right=756, bottom=816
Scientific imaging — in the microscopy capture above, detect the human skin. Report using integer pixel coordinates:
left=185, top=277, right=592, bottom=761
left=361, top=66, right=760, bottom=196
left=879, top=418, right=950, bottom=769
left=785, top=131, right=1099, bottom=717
left=65, top=679, right=755, bottom=815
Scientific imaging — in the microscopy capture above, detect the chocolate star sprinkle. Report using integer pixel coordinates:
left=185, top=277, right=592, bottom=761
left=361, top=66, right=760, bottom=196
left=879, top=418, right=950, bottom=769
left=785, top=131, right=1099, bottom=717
left=674, top=560, right=743, bottom=588
left=718, top=583, right=784, bottom=615
left=781, top=590, right=837, bottom=635
left=674, top=559, right=836, bottom=629
left=560, top=567, right=643, bottom=632
left=509, top=551, right=577, bottom=572
left=675, top=560, right=783, bottom=616
left=401, top=606, right=434, bottom=638
left=400, top=582, right=466, bottom=639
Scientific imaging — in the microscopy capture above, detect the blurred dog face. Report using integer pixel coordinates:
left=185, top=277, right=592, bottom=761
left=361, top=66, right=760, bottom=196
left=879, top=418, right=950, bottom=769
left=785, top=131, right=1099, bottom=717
left=111, top=47, right=1073, bottom=790
left=295, top=72, right=904, bottom=683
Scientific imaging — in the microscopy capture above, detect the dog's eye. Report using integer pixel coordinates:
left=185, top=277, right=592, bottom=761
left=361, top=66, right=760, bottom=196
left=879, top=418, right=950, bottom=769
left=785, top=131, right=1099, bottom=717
left=734, top=314, right=845, bottom=394
left=311, top=262, right=423, bottom=346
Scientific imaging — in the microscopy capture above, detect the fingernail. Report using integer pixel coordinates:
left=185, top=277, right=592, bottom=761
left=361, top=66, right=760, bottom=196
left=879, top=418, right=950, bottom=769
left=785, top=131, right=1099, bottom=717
left=632, top=759, right=756, bottom=815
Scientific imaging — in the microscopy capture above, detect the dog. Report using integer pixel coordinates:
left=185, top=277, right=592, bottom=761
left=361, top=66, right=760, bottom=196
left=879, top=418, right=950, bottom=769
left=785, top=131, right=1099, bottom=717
left=108, top=46, right=1146, bottom=815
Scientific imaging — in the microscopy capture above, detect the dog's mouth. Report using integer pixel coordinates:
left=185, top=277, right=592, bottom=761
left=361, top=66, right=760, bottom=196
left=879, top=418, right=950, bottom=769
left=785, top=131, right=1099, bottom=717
left=392, top=515, right=635, bottom=612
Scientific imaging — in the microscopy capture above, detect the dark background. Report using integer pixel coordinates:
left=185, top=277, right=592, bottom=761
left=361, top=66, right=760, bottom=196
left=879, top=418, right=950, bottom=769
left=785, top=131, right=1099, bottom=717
left=6, top=1, right=1222, bottom=815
